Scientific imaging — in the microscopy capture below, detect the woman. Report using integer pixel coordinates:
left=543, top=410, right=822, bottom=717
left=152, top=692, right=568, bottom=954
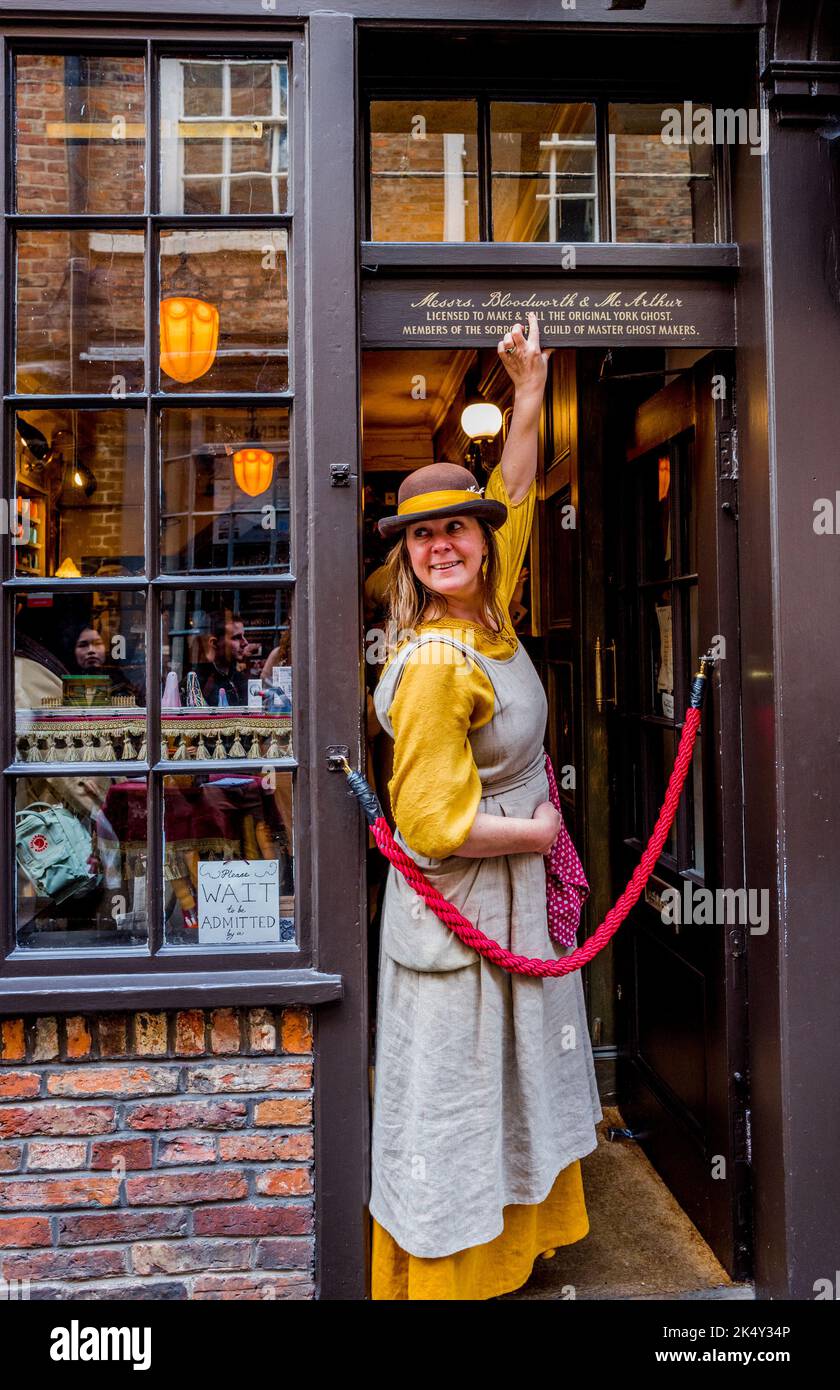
left=370, top=313, right=603, bottom=1300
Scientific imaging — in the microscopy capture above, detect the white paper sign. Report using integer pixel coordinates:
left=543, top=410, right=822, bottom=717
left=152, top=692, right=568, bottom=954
left=197, top=860, right=281, bottom=944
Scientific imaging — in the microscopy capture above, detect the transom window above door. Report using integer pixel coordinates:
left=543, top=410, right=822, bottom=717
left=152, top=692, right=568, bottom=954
left=367, top=98, right=718, bottom=244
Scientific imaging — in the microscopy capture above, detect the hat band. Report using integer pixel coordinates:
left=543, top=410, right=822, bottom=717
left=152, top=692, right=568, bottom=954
left=397, top=487, right=483, bottom=517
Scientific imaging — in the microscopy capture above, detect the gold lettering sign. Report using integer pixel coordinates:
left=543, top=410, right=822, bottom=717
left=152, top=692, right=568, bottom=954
left=361, top=279, right=736, bottom=348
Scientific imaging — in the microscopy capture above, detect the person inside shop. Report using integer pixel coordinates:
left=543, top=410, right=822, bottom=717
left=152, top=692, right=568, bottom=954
left=57, top=617, right=143, bottom=704
left=188, top=611, right=257, bottom=707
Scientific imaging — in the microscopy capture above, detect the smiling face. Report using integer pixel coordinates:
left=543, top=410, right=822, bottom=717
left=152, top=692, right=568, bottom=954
left=404, top=512, right=488, bottom=609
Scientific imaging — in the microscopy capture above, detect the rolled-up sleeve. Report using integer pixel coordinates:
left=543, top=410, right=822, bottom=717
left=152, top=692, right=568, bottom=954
left=484, top=462, right=537, bottom=611
left=386, top=642, right=494, bottom=860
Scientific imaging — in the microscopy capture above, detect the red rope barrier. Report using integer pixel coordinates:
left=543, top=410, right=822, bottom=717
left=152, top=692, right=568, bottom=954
left=366, top=705, right=703, bottom=979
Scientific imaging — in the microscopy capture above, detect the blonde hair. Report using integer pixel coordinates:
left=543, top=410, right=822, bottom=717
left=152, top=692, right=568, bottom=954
left=381, top=518, right=507, bottom=660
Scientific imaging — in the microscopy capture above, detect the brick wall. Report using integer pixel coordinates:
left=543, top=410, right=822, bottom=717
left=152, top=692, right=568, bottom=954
left=0, top=1006, right=315, bottom=1300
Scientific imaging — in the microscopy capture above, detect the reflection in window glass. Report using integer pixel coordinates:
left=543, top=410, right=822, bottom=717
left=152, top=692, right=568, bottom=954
left=160, top=58, right=288, bottom=214
left=369, top=100, right=479, bottom=241
left=159, top=229, right=288, bottom=391
left=14, top=410, right=145, bottom=580
left=491, top=102, right=597, bottom=242
left=14, top=53, right=146, bottom=214
left=161, top=407, right=290, bottom=573
left=163, top=772, right=294, bottom=945
left=160, top=589, right=292, bottom=760
left=647, top=587, right=675, bottom=720
left=15, top=230, right=145, bottom=395
left=609, top=104, right=716, bottom=243
left=14, top=589, right=147, bottom=758
left=15, top=775, right=148, bottom=949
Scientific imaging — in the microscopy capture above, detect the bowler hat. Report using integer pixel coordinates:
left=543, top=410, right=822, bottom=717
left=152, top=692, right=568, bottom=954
left=377, top=461, right=507, bottom=540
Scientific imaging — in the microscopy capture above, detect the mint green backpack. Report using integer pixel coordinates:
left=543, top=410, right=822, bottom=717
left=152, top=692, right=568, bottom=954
left=15, top=801, right=102, bottom=904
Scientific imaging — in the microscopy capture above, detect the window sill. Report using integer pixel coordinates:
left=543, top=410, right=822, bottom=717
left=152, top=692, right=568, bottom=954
left=0, top=968, right=343, bottom=1015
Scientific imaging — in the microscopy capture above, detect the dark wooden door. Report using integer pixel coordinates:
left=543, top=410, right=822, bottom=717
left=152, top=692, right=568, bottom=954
left=605, top=350, right=751, bottom=1279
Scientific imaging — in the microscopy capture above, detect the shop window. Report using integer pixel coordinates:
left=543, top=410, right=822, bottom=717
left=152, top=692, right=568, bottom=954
left=368, top=96, right=720, bottom=243
left=369, top=100, right=480, bottom=241
left=5, top=44, right=298, bottom=970
left=160, top=58, right=289, bottom=215
left=490, top=102, right=598, bottom=243
left=608, top=104, right=716, bottom=243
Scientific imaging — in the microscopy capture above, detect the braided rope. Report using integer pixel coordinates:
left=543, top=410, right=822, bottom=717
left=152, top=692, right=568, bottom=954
left=370, top=706, right=702, bottom=978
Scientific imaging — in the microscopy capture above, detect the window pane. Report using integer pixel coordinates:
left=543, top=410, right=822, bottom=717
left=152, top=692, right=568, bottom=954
left=491, top=102, right=597, bottom=243
left=15, top=230, right=145, bottom=394
left=15, top=774, right=148, bottom=949
left=160, top=588, right=293, bottom=760
left=369, top=100, right=479, bottom=241
left=161, top=407, right=290, bottom=574
left=14, top=54, right=146, bottom=215
left=14, top=589, right=147, bottom=760
left=609, top=104, right=716, bottom=243
left=645, top=586, right=675, bottom=720
left=645, top=725, right=678, bottom=860
left=163, top=771, right=294, bottom=946
left=14, top=410, right=145, bottom=580
left=159, top=229, right=288, bottom=391
left=160, top=58, right=289, bottom=215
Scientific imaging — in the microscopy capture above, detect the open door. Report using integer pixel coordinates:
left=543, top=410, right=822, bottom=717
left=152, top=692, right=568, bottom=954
left=601, top=350, right=751, bottom=1279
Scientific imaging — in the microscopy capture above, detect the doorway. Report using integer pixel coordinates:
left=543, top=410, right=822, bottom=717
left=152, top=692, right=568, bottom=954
left=360, top=342, right=751, bottom=1288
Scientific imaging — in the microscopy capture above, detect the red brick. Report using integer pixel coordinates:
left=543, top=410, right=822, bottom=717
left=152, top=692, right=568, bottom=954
left=46, top=1066, right=178, bottom=1098
left=0, top=1217, right=52, bottom=1249
left=65, top=1015, right=93, bottom=1060
left=254, top=1098, right=312, bottom=1127
left=185, top=1062, right=311, bottom=1094
left=247, top=1008, right=276, bottom=1053
left=157, top=1135, right=216, bottom=1166
left=133, top=1012, right=167, bottom=1056
left=193, top=1272, right=313, bottom=1300
left=125, top=1100, right=246, bottom=1132
left=218, top=1132, right=313, bottom=1162
left=96, top=1014, right=128, bottom=1058
left=280, top=1008, right=313, bottom=1054
left=27, top=1141, right=87, bottom=1171
left=174, top=1010, right=205, bottom=1055
left=210, top=1009, right=241, bottom=1055
left=0, top=1019, right=25, bottom=1062
left=125, top=1171, right=247, bottom=1206
left=132, top=1239, right=250, bottom=1276
left=0, top=1176, right=120, bottom=1209
left=58, top=1208, right=188, bottom=1245
left=2, top=1248, right=126, bottom=1281
left=194, top=1204, right=313, bottom=1237
left=32, top=1017, right=59, bottom=1062
left=90, top=1138, right=152, bottom=1172
left=0, top=1145, right=23, bottom=1173
left=0, top=1104, right=115, bottom=1138
left=255, top=1238, right=314, bottom=1270
left=255, top=1167, right=313, bottom=1197
left=0, top=1071, right=40, bottom=1100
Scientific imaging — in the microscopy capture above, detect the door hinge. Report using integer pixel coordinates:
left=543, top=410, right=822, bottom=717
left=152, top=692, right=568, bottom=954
left=330, top=463, right=352, bottom=487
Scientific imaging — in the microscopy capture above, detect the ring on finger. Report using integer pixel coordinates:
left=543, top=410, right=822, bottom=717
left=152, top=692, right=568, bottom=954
left=504, top=345, right=516, bottom=355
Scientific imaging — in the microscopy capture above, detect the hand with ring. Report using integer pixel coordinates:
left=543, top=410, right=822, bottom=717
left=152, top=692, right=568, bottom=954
left=498, top=311, right=553, bottom=396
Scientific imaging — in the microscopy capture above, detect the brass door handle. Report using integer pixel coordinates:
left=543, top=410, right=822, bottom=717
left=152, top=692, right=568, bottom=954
left=606, top=638, right=618, bottom=708
left=595, top=637, right=618, bottom=713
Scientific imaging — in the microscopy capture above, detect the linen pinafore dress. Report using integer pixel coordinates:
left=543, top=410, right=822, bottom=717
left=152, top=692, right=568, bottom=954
left=370, top=629, right=603, bottom=1259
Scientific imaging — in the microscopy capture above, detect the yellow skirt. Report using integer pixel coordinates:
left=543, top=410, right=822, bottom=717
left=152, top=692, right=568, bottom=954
left=371, top=1159, right=589, bottom=1300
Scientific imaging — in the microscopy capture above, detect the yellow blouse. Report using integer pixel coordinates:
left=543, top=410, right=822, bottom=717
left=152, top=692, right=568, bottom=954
left=382, top=462, right=536, bottom=860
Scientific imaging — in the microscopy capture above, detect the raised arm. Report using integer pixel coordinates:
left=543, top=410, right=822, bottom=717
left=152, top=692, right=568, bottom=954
left=496, top=310, right=553, bottom=505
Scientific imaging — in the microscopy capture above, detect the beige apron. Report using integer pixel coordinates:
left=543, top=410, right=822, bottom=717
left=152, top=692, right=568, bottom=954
left=370, top=631, right=603, bottom=1259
